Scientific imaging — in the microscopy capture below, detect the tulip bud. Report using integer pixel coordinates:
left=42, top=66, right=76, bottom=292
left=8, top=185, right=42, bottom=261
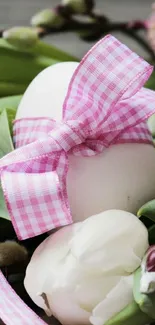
left=62, top=0, right=94, bottom=15
left=3, top=27, right=39, bottom=49
left=24, top=210, right=149, bottom=325
left=140, top=246, right=155, bottom=294
left=31, top=8, right=65, bottom=29
left=146, top=245, right=155, bottom=272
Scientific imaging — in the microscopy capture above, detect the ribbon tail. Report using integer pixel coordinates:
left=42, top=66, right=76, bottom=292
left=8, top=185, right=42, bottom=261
left=62, top=35, right=155, bottom=146
left=0, top=271, right=46, bottom=325
left=1, top=170, right=72, bottom=240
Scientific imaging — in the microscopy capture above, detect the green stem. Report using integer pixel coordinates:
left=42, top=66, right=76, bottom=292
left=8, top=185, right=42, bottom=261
left=0, top=95, right=22, bottom=110
left=33, top=40, right=79, bottom=61
left=105, top=301, right=152, bottom=325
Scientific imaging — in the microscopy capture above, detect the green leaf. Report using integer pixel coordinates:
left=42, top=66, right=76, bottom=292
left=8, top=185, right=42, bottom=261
left=0, top=108, right=16, bottom=138
left=0, top=36, right=79, bottom=62
left=137, top=200, right=155, bottom=223
left=105, top=300, right=151, bottom=325
left=5, top=108, right=16, bottom=137
left=0, top=109, right=14, bottom=158
left=34, top=41, right=79, bottom=62
left=0, top=186, right=10, bottom=220
left=0, top=95, right=22, bottom=136
left=133, top=267, right=155, bottom=319
left=0, top=94, right=22, bottom=111
left=148, top=114, right=155, bottom=138
left=0, top=108, right=14, bottom=220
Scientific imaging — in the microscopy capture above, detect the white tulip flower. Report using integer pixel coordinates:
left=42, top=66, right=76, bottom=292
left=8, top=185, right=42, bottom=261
left=24, top=210, right=149, bottom=325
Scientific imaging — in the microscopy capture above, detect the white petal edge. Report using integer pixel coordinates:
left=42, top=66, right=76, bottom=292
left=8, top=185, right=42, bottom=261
left=90, top=275, right=133, bottom=325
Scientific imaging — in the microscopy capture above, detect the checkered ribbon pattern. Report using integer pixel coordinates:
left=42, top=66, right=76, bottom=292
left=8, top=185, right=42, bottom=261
left=1, top=34, right=155, bottom=325
left=0, top=271, right=47, bottom=325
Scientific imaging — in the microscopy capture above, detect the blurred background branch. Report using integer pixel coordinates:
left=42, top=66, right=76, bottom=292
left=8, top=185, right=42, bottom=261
left=0, top=0, right=155, bottom=98
left=1, top=0, right=155, bottom=61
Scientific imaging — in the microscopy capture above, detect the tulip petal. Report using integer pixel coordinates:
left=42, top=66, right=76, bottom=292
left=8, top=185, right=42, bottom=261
left=90, top=275, right=133, bottom=325
left=24, top=210, right=149, bottom=325
left=71, top=210, right=148, bottom=274
left=75, top=275, right=121, bottom=312
left=24, top=223, right=81, bottom=308
left=45, top=289, right=91, bottom=325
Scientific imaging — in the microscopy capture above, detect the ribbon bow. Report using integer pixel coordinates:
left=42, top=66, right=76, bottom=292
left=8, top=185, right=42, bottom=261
left=0, top=35, right=155, bottom=241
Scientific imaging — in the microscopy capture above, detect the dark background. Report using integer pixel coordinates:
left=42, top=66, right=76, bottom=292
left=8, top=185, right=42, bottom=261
left=0, top=0, right=153, bottom=58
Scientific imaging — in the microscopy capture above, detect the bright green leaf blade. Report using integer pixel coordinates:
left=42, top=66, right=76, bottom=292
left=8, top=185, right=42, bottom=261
left=137, top=200, right=155, bottom=223
left=133, top=267, right=155, bottom=319
left=0, top=108, right=14, bottom=220
left=148, top=114, right=155, bottom=138
left=0, top=95, right=22, bottom=111
left=5, top=108, right=17, bottom=137
left=0, top=38, right=79, bottom=61
left=0, top=186, right=10, bottom=220
left=34, top=41, right=79, bottom=62
left=0, top=108, right=16, bottom=137
left=105, top=300, right=151, bottom=325
left=0, top=109, right=14, bottom=157
left=0, top=95, right=22, bottom=137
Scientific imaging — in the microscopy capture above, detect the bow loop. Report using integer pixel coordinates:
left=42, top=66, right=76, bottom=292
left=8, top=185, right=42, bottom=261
left=63, top=35, right=153, bottom=137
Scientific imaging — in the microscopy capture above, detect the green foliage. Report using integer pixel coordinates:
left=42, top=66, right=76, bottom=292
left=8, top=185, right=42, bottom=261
left=0, top=109, right=15, bottom=220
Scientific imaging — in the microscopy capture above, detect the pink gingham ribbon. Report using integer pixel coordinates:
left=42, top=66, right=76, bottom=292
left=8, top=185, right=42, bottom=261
left=0, top=271, right=47, bottom=325
left=0, top=35, right=155, bottom=242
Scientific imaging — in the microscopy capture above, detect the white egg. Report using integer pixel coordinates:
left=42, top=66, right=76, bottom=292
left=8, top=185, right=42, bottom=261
left=16, top=62, right=79, bottom=121
left=16, top=62, right=155, bottom=222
